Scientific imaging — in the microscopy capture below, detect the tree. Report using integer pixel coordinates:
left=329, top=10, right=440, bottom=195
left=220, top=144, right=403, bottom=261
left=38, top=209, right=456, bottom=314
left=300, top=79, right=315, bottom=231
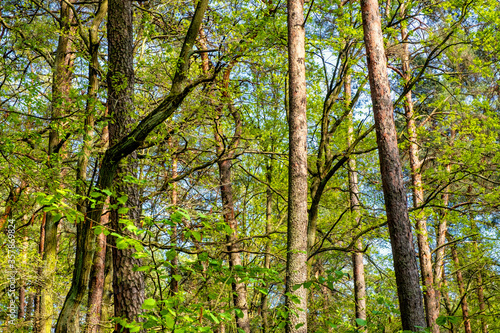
left=361, top=0, right=426, bottom=330
left=286, top=0, right=308, bottom=332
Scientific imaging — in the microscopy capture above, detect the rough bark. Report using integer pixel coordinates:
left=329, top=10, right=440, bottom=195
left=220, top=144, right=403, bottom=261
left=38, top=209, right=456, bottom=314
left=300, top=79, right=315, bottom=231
left=107, top=0, right=146, bottom=330
left=56, top=0, right=210, bottom=330
left=346, top=74, right=367, bottom=331
left=286, top=0, right=308, bottom=332
left=399, top=6, right=439, bottom=331
left=360, top=0, right=426, bottom=330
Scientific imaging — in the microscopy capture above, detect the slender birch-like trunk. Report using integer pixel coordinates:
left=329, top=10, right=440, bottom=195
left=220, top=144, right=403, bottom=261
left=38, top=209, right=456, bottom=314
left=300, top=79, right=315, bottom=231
left=286, top=0, right=308, bottom=332
left=346, top=74, right=367, bottom=331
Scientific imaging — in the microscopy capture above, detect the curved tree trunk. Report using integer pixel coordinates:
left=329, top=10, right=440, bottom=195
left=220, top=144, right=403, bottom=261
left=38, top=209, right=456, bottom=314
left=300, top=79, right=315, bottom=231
left=360, top=0, right=426, bottom=330
left=286, top=0, right=308, bottom=332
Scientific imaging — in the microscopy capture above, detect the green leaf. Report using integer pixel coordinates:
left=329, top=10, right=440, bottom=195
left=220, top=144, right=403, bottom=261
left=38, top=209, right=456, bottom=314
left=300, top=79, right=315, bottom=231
left=116, top=239, right=129, bottom=250
left=118, top=207, right=129, bottom=214
left=117, top=195, right=128, bottom=204
left=235, top=308, right=244, bottom=318
left=164, top=314, right=174, bottom=329
left=295, top=323, right=304, bottom=329
left=355, top=318, right=367, bottom=326
left=173, top=274, right=182, bottom=281
left=191, top=231, right=201, bottom=241
left=142, top=298, right=156, bottom=310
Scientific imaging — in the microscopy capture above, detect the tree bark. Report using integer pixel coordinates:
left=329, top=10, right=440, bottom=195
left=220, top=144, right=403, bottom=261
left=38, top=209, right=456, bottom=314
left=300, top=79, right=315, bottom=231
left=56, top=0, right=210, bottom=330
left=261, top=161, right=272, bottom=333
left=346, top=74, right=367, bottom=331
left=169, top=153, right=179, bottom=296
left=360, top=0, right=426, bottom=330
left=214, top=66, right=250, bottom=333
left=85, top=197, right=109, bottom=333
left=41, top=1, right=75, bottom=331
left=286, top=0, right=308, bottom=332
left=107, top=0, right=145, bottom=330
left=448, top=237, right=472, bottom=333
left=399, top=6, right=439, bottom=331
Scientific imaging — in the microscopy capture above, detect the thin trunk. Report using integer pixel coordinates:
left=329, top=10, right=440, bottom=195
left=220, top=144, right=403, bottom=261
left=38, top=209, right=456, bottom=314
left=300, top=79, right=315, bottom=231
left=476, top=268, right=488, bottom=333
left=18, top=230, right=28, bottom=320
left=286, top=0, right=308, bottom=332
left=80, top=4, right=109, bottom=333
left=85, top=198, right=109, bottom=333
left=360, top=0, right=426, bottom=330
left=217, top=156, right=250, bottom=333
left=346, top=74, right=366, bottom=330
left=41, top=1, right=75, bottom=331
left=400, top=6, right=439, bottom=331
left=261, top=161, right=272, bottom=333
left=35, top=213, right=46, bottom=333
left=169, top=154, right=179, bottom=295
left=214, top=71, right=249, bottom=331
left=448, top=237, right=472, bottom=333
left=435, top=130, right=454, bottom=307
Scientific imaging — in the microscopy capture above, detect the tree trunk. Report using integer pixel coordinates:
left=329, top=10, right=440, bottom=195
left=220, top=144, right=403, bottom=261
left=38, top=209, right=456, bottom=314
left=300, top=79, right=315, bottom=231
left=18, top=229, right=28, bottom=320
left=286, top=0, right=308, bottom=332
left=448, top=238, right=472, bottom=333
left=107, top=0, right=146, bottom=331
left=346, top=74, right=367, bottom=331
left=399, top=6, right=439, bottom=331
left=169, top=153, right=179, bottom=296
left=35, top=213, right=45, bottom=333
left=476, top=268, right=488, bottom=333
left=41, top=1, right=75, bottom=331
left=360, top=0, right=426, bottom=330
left=56, top=0, right=209, bottom=330
left=435, top=130, right=454, bottom=307
left=261, top=161, right=273, bottom=333
left=85, top=198, right=109, bottom=333
left=214, top=67, right=249, bottom=331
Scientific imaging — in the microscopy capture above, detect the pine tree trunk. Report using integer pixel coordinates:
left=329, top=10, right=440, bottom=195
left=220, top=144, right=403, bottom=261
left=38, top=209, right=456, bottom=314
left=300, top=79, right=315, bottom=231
left=56, top=0, right=209, bottom=330
left=360, top=0, right=426, bottom=330
left=346, top=74, right=367, bottom=331
left=107, top=0, right=145, bottom=331
left=399, top=6, right=439, bottom=331
left=286, top=0, right=308, bottom=332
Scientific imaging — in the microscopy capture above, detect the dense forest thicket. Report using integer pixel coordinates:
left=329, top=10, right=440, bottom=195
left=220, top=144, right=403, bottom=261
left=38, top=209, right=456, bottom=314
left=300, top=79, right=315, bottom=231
left=1, top=0, right=500, bottom=332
